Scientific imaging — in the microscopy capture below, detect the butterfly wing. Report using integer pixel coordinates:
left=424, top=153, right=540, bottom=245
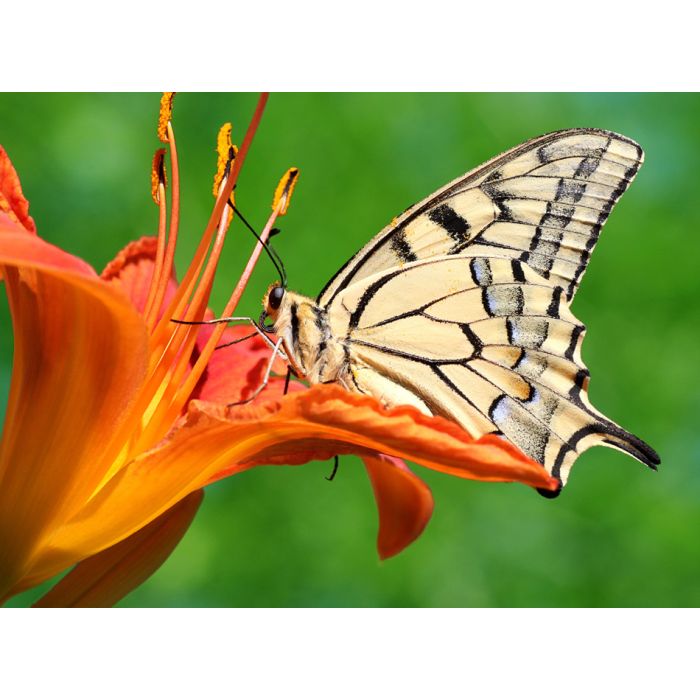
left=318, top=128, right=643, bottom=308
left=326, top=255, right=659, bottom=486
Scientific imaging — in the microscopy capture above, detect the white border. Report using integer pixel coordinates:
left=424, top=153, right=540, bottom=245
left=1, top=609, right=695, bottom=698
left=1, top=1, right=696, bottom=90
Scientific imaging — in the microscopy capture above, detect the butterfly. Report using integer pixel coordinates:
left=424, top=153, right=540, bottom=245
left=262, top=128, right=660, bottom=493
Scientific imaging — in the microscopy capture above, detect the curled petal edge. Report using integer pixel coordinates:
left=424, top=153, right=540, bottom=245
left=0, top=146, right=36, bottom=234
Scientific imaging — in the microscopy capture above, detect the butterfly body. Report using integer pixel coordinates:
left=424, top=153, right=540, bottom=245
left=270, top=291, right=346, bottom=384
left=265, top=128, right=660, bottom=487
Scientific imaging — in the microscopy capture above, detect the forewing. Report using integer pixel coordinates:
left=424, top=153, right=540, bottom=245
left=329, top=256, right=658, bottom=485
left=318, top=129, right=643, bottom=307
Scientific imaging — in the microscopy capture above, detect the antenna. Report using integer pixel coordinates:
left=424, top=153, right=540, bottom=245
left=229, top=199, right=287, bottom=288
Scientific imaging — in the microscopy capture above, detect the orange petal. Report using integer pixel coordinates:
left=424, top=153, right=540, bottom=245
left=0, top=146, right=36, bottom=234
left=33, top=490, right=203, bottom=608
left=29, top=385, right=555, bottom=584
left=362, top=454, right=434, bottom=560
left=101, top=235, right=178, bottom=316
left=0, top=219, right=95, bottom=276
left=0, top=222, right=149, bottom=597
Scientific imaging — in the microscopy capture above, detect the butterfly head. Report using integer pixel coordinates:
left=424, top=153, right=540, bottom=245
left=260, top=282, right=287, bottom=332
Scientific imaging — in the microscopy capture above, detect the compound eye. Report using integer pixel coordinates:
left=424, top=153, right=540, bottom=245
left=268, top=285, right=285, bottom=310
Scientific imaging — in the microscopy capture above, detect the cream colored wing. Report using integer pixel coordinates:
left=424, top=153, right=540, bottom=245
left=318, top=128, right=643, bottom=308
left=327, top=255, right=659, bottom=488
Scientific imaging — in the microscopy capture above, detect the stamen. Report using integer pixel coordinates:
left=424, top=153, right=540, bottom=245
left=145, top=121, right=181, bottom=328
left=271, top=167, right=299, bottom=215
left=125, top=94, right=271, bottom=455
left=143, top=150, right=169, bottom=320
left=150, top=93, right=269, bottom=349
left=169, top=179, right=290, bottom=418
left=142, top=197, right=231, bottom=435
left=157, top=92, right=175, bottom=143
left=213, top=123, right=238, bottom=196
left=161, top=178, right=232, bottom=353
left=133, top=182, right=236, bottom=452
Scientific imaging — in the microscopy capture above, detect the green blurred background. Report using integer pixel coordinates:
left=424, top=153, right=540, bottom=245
left=1, top=93, right=699, bottom=607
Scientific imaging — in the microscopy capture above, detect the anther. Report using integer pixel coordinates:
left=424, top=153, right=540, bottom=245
left=151, top=149, right=167, bottom=204
left=271, top=167, right=299, bottom=215
left=213, top=122, right=238, bottom=196
left=157, top=92, right=176, bottom=143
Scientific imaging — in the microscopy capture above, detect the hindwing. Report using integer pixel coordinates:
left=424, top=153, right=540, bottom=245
left=326, top=255, right=658, bottom=485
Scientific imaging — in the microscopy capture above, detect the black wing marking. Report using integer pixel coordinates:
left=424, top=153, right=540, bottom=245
left=336, top=255, right=658, bottom=484
left=318, top=128, right=643, bottom=307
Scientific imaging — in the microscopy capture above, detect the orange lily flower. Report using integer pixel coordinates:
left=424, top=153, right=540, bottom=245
left=0, top=94, right=556, bottom=607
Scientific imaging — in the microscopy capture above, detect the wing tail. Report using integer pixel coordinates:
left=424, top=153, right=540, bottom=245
left=594, top=419, right=661, bottom=471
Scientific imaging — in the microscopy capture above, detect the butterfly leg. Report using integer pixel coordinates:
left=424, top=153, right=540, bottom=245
left=325, top=455, right=340, bottom=481
left=227, top=337, right=284, bottom=407
left=215, top=331, right=259, bottom=350
left=171, top=315, right=285, bottom=356
left=171, top=315, right=255, bottom=326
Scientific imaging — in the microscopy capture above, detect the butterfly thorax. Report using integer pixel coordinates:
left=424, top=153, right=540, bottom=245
left=269, top=291, right=347, bottom=384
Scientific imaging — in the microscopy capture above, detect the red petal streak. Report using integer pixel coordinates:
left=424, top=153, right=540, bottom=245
left=33, top=490, right=203, bottom=608
left=363, top=454, right=434, bottom=560
left=0, top=146, right=36, bottom=234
